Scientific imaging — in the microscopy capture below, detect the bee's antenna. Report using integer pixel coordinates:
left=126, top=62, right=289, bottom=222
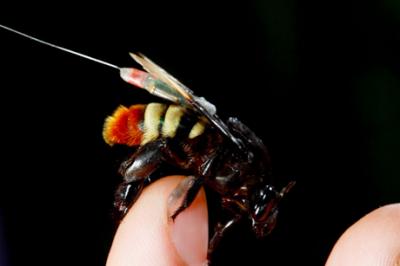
left=0, top=24, right=120, bottom=70
left=279, top=181, right=296, bottom=198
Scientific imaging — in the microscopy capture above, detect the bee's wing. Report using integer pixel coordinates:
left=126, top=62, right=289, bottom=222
left=130, top=53, right=194, bottom=105
left=130, top=53, right=243, bottom=149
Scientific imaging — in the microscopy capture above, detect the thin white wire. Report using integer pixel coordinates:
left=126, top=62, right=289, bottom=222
left=0, top=24, right=120, bottom=70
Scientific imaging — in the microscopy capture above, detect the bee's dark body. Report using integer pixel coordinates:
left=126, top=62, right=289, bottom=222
left=106, top=102, right=293, bottom=257
left=101, top=53, right=295, bottom=260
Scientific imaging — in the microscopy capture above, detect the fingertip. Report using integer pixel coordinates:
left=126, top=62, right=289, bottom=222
left=326, top=203, right=400, bottom=266
left=170, top=183, right=208, bottom=266
left=106, top=176, right=208, bottom=266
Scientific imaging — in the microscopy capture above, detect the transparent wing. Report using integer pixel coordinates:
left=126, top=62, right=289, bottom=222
left=129, top=52, right=243, bottom=149
left=130, top=53, right=194, bottom=104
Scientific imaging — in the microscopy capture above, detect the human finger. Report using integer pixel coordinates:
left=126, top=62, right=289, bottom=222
left=326, top=203, right=400, bottom=266
left=106, top=175, right=208, bottom=266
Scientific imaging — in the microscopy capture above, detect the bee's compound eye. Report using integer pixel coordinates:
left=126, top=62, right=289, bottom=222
left=252, top=185, right=278, bottom=222
left=253, top=202, right=273, bottom=221
left=251, top=209, right=278, bottom=238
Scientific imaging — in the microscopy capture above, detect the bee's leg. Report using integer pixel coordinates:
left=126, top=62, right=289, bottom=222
left=114, top=139, right=167, bottom=218
left=208, top=214, right=242, bottom=258
left=167, top=175, right=204, bottom=220
left=167, top=155, right=217, bottom=218
left=208, top=198, right=245, bottom=258
left=114, top=181, right=144, bottom=218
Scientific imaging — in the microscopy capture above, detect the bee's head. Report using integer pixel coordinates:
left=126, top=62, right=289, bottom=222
left=250, top=181, right=295, bottom=238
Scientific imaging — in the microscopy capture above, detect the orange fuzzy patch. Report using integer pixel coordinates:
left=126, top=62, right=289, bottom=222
left=103, top=105, right=145, bottom=146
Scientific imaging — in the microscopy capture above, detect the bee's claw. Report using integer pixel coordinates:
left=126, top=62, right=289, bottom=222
left=167, top=176, right=203, bottom=221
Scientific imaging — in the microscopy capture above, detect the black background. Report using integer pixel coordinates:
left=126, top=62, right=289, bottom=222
left=0, top=1, right=399, bottom=265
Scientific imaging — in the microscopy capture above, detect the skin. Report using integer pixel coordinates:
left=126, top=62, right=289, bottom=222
left=326, top=203, right=400, bottom=266
left=106, top=176, right=208, bottom=266
left=107, top=176, right=400, bottom=266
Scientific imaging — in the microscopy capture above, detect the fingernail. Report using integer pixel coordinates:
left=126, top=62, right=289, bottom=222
left=169, top=189, right=208, bottom=266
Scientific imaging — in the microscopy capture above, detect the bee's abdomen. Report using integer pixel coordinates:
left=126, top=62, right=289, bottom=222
left=103, top=103, right=207, bottom=146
